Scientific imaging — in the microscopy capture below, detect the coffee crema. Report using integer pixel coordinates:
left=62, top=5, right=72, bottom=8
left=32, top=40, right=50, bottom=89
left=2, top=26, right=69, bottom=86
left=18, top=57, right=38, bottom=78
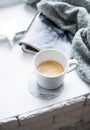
left=37, top=60, right=64, bottom=76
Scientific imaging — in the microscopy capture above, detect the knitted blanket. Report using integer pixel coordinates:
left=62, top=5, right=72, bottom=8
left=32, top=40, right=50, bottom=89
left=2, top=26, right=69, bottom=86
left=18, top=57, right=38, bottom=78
left=36, top=0, right=90, bottom=84
left=21, top=0, right=90, bottom=84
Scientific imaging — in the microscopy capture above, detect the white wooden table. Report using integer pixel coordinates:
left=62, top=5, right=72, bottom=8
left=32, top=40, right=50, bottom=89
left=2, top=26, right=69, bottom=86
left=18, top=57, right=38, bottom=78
left=0, top=2, right=90, bottom=121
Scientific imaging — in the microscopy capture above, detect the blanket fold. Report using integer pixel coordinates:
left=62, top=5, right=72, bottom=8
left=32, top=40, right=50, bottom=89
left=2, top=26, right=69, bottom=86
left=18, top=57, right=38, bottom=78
left=37, top=0, right=90, bottom=34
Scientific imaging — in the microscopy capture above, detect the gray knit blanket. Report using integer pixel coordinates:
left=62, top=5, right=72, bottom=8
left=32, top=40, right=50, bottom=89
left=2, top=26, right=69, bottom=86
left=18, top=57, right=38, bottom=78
left=22, top=0, right=90, bottom=84
left=37, top=0, right=90, bottom=84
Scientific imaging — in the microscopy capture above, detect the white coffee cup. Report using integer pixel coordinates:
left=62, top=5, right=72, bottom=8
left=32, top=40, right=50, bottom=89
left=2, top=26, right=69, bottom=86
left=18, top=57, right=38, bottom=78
left=33, top=49, right=77, bottom=89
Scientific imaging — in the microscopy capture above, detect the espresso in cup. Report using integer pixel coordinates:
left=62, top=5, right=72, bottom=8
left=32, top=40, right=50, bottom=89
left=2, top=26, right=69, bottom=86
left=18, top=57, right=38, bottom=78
left=37, top=60, right=64, bottom=77
left=33, top=49, right=77, bottom=89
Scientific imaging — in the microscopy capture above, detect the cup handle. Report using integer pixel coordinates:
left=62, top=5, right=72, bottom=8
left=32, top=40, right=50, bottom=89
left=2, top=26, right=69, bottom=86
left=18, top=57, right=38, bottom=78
left=67, top=59, right=78, bottom=73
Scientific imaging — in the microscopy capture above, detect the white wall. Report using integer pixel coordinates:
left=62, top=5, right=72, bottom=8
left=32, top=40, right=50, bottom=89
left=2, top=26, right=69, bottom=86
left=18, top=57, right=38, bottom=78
left=0, top=0, right=22, bottom=7
left=0, top=93, right=90, bottom=130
